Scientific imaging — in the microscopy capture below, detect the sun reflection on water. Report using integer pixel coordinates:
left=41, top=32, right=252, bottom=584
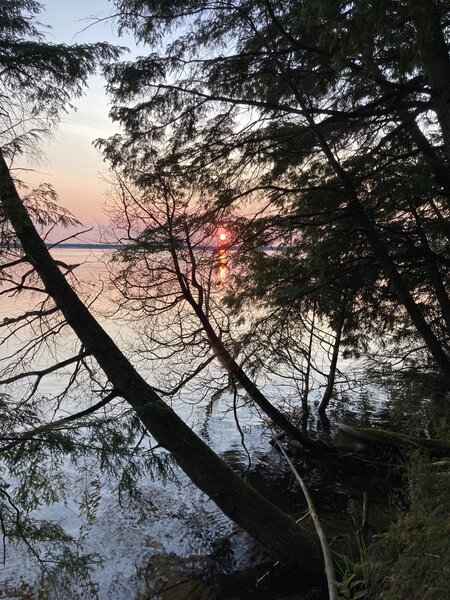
left=218, top=247, right=228, bottom=284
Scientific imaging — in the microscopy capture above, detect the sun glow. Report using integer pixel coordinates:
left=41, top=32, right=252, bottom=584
left=217, top=226, right=231, bottom=246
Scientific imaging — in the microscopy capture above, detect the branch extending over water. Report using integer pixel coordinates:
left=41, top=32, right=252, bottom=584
left=0, top=390, right=118, bottom=452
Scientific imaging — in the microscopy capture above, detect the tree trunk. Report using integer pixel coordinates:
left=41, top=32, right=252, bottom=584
left=302, top=302, right=316, bottom=419
left=162, top=230, right=332, bottom=453
left=319, top=297, right=346, bottom=415
left=409, top=202, right=450, bottom=334
left=403, top=113, right=450, bottom=199
left=409, top=0, right=450, bottom=162
left=0, top=152, right=324, bottom=578
left=285, top=82, right=450, bottom=384
left=179, top=279, right=332, bottom=454
left=349, top=198, right=450, bottom=384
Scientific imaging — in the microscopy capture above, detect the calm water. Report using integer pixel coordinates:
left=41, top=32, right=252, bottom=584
left=0, top=247, right=430, bottom=598
left=0, top=248, right=278, bottom=597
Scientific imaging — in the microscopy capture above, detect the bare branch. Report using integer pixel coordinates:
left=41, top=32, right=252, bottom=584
left=0, top=390, right=119, bottom=452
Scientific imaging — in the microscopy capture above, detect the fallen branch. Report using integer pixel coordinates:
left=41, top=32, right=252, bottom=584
left=338, top=424, right=450, bottom=457
left=276, top=441, right=338, bottom=600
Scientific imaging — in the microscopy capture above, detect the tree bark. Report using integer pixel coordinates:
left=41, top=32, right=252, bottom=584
left=338, top=423, right=450, bottom=458
left=319, top=297, right=347, bottom=415
left=408, top=0, right=450, bottom=162
left=0, top=152, right=323, bottom=578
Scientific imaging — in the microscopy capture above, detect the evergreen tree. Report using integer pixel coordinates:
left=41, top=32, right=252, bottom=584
left=102, top=0, right=450, bottom=384
left=0, top=1, right=326, bottom=586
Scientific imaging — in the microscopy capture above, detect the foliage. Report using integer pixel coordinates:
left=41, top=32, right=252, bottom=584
left=104, top=174, right=243, bottom=400
left=0, top=0, right=155, bottom=585
left=335, top=532, right=383, bottom=600
left=0, top=0, right=122, bottom=157
left=0, top=0, right=120, bottom=246
left=101, top=0, right=450, bottom=384
left=376, top=453, right=450, bottom=599
left=0, top=391, right=177, bottom=588
left=1, top=0, right=450, bottom=593
left=335, top=453, right=450, bottom=600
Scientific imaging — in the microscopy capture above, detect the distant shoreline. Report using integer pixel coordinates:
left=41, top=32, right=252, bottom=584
left=46, top=243, right=281, bottom=251
left=47, top=243, right=123, bottom=250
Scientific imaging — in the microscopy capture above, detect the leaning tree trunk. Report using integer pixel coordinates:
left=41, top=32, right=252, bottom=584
left=349, top=197, right=450, bottom=384
left=283, top=78, right=450, bottom=384
left=283, top=86, right=450, bottom=385
left=403, top=113, right=450, bottom=200
left=408, top=202, right=450, bottom=333
left=0, top=152, right=324, bottom=578
left=167, top=242, right=332, bottom=454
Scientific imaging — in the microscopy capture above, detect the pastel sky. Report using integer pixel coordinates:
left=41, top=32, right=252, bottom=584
left=19, top=0, right=139, bottom=243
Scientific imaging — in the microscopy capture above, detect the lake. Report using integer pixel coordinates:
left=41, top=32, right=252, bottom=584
left=0, top=247, right=429, bottom=598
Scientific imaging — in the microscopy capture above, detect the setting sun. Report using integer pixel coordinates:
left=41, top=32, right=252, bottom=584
left=217, top=226, right=230, bottom=244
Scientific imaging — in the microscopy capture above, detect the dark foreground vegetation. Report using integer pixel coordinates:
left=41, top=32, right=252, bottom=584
left=0, top=0, right=449, bottom=597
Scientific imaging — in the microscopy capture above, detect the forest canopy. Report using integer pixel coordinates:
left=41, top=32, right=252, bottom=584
left=0, top=1, right=449, bottom=597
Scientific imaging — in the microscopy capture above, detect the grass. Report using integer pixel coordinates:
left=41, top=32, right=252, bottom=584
left=375, top=453, right=450, bottom=600
left=337, top=450, right=450, bottom=600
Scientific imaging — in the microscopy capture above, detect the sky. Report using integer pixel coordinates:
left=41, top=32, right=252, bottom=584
left=19, top=0, right=139, bottom=243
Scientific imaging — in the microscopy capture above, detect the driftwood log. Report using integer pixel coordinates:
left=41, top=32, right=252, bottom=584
left=338, top=424, right=450, bottom=458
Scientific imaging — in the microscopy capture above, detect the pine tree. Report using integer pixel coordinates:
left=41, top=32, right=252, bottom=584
left=102, top=0, right=450, bottom=384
